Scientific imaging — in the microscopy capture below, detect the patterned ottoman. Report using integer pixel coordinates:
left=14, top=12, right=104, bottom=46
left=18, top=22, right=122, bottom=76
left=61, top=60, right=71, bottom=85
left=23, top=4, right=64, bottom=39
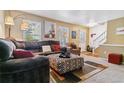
left=48, top=54, right=84, bottom=74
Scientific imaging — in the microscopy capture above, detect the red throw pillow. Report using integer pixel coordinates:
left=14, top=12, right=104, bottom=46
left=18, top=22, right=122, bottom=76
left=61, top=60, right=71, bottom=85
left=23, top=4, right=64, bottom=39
left=52, top=45, right=61, bottom=52
left=13, top=49, right=34, bottom=58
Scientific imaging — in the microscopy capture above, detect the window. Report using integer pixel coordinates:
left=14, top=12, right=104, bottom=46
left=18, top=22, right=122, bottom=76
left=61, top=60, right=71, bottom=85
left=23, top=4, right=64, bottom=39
left=22, top=20, right=42, bottom=41
left=58, top=26, right=69, bottom=47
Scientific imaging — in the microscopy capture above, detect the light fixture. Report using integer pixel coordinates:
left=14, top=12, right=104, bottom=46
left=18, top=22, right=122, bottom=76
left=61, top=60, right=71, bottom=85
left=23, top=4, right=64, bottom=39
left=5, top=16, right=14, bottom=25
left=87, top=19, right=98, bottom=27
left=5, top=14, right=29, bottom=38
left=0, top=24, right=4, bottom=38
left=20, top=20, right=29, bottom=31
left=5, top=16, right=14, bottom=37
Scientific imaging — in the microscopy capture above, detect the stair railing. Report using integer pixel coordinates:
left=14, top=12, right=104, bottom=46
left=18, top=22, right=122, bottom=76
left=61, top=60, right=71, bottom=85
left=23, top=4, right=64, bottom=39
left=93, top=31, right=107, bottom=49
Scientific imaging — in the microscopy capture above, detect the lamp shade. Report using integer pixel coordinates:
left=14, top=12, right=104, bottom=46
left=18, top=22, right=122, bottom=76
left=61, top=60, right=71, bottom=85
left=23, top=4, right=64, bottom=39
left=0, top=24, right=4, bottom=38
left=20, top=21, right=29, bottom=31
left=5, top=16, right=14, bottom=25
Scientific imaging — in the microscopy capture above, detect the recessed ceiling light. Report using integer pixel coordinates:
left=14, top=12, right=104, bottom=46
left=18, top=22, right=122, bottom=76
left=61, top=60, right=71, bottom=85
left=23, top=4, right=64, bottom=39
left=87, top=19, right=98, bottom=27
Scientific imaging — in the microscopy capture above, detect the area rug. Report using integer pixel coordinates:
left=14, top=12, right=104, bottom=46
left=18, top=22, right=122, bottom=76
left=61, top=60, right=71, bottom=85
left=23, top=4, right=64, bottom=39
left=50, top=61, right=107, bottom=83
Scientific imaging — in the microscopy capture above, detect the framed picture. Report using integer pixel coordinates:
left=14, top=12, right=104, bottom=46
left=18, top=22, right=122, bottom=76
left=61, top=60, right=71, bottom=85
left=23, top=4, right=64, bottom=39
left=72, top=31, right=76, bottom=39
left=22, top=20, right=41, bottom=41
left=44, top=21, right=56, bottom=39
left=116, top=27, right=124, bottom=35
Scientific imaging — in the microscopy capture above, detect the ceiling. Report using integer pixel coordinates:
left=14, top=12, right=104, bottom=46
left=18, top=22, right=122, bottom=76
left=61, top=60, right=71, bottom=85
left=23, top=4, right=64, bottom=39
left=22, top=10, right=124, bottom=27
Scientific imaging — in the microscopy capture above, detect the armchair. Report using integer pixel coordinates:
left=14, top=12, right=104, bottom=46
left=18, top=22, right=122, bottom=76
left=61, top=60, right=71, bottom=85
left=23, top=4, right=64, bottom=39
left=69, top=42, right=81, bottom=56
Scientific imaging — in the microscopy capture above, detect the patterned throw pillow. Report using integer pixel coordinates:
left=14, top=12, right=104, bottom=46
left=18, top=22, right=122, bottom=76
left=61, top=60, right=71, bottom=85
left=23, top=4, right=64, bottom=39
left=42, top=45, right=51, bottom=52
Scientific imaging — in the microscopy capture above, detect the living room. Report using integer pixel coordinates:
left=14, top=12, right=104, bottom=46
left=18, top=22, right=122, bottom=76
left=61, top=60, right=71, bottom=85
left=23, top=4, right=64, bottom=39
left=1, top=1, right=124, bottom=93
left=0, top=10, right=124, bottom=83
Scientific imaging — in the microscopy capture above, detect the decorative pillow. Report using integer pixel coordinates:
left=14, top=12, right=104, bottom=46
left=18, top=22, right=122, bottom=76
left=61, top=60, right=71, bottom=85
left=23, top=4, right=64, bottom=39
left=52, top=44, right=61, bottom=52
left=13, top=49, right=34, bottom=59
left=0, top=39, right=14, bottom=61
left=42, top=45, right=51, bottom=52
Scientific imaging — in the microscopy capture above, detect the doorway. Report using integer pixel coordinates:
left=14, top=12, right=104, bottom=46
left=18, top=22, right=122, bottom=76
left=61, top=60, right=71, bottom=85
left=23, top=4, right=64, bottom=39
left=79, top=30, right=86, bottom=52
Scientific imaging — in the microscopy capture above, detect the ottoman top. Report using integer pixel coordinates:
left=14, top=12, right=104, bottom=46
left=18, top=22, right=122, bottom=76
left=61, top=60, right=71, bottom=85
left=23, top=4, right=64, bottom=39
left=48, top=53, right=83, bottom=61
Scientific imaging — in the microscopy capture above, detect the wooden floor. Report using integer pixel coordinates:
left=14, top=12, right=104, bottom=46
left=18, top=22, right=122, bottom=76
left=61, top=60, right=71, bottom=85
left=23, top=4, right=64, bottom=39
left=81, top=51, right=99, bottom=57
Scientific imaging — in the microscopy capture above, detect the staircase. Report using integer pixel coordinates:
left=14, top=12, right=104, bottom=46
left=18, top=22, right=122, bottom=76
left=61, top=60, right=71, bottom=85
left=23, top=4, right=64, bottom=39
left=89, top=22, right=107, bottom=57
left=93, top=31, right=107, bottom=49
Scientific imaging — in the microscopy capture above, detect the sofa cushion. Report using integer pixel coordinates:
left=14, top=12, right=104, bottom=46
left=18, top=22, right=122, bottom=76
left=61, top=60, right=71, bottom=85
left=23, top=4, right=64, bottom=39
left=13, top=41, right=25, bottom=49
left=42, top=45, right=52, bottom=52
left=13, top=49, right=34, bottom=58
left=51, top=44, right=61, bottom=52
left=49, top=40, right=60, bottom=45
left=25, top=41, right=40, bottom=50
left=0, top=39, right=14, bottom=61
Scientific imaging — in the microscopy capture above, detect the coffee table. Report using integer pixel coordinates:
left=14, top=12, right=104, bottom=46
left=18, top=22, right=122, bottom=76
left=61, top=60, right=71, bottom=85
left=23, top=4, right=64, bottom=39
left=48, top=54, right=84, bottom=74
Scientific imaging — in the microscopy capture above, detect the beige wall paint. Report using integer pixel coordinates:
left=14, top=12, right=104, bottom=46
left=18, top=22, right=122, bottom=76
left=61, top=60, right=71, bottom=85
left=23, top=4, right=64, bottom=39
left=5, top=10, right=89, bottom=46
left=0, top=11, right=5, bottom=38
left=106, top=17, right=124, bottom=44
left=5, top=10, right=45, bottom=40
left=95, top=17, right=124, bottom=58
left=95, top=45, right=124, bottom=58
left=69, top=25, right=89, bottom=46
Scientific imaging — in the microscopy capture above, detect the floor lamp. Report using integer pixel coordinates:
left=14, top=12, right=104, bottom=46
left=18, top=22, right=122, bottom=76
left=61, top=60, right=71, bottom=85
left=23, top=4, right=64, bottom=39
left=5, top=16, right=14, bottom=38
left=0, top=24, right=3, bottom=38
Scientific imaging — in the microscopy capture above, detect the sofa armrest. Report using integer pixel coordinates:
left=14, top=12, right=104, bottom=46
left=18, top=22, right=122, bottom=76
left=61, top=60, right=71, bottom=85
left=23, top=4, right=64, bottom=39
left=0, top=56, right=49, bottom=73
left=0, top=56, right=49, bottom=83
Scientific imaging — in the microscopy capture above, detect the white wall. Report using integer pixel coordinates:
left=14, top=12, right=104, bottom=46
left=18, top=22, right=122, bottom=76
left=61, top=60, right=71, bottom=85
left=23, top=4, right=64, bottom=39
left=0, top=11, right=5, bottom=38
left=89, top=22, right=107, bottom=47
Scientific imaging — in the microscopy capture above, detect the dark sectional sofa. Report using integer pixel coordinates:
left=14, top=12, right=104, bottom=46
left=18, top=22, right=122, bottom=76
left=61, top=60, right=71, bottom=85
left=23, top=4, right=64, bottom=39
left=0, top=56, right=49, bottom=83
left=0, top=38, right=60, bottom=83
left=13, top=40, right=60, bottom=53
